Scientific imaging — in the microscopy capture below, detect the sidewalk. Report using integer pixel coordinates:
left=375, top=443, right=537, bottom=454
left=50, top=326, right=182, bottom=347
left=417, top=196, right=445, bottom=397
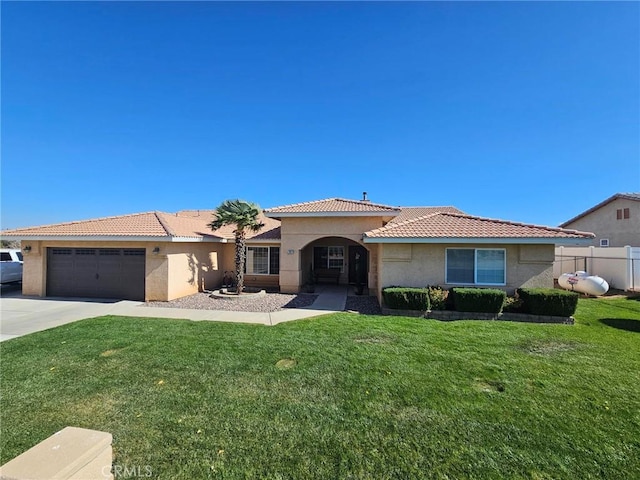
left=0, top=285, right=349, bottom=341
left=111, top=284, right=348, bottom=326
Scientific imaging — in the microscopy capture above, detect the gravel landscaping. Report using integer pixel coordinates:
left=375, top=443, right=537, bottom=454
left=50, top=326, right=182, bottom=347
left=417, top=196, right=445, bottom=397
left=144, top=290, right=382, bottom=315
left=145, top=292, right=318, bottom=313
left=346, top=294, right=382, bottom=315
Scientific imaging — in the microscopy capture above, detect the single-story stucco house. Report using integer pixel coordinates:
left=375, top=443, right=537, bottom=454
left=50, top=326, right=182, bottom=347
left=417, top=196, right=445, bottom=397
left=1, top=197, right=595, bottom=302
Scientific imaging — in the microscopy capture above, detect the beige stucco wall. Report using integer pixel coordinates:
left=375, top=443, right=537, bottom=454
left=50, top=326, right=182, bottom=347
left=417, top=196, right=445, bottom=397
left=563, top=198, right=639, bottom=247
left=377, top=243, right=555, bottom=298
left=164, top=243, right=224, bottom=300
left=19, top=240, right=225, bottom=302
left=278, top=216, right=385, bottom=293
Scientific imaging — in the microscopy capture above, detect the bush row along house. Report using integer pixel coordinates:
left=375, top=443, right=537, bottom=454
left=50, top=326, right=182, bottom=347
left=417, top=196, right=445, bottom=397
left=1, top=197, right=594, bottom=302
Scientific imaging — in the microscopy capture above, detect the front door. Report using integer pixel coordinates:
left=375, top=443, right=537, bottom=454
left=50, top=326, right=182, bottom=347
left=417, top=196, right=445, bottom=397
left=348, top=245, right=368, bottom=285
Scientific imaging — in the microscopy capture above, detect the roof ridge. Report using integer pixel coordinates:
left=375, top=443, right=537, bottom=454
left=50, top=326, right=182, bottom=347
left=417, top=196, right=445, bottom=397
left=1, top=211, right=162, bottom=234
left=332, top=197, right=399, bottom=210
left=398, top=205, right=458, bottom=209
left=175, top=209, right=217, bottom=217
left=441, top=212, right=595, bottom=236
left=264, top=198, right=339, bottom=211
left=266, top=197, right=399, bottom=212
left=367, top=212, right=443, bottom=234
left=154, top=212, right=177, bottom=237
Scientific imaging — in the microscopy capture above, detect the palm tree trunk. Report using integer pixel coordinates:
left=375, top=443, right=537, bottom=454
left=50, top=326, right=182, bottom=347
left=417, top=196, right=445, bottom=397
left=235, top=229, right=246, bottom=294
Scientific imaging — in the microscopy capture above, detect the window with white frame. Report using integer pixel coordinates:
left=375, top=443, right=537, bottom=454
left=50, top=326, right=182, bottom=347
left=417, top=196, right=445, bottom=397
left=246, top=247, right=280, bottom=275
left=314, top=246, right=345, bottom=271
left=328, top=246, right=344, bottom=270
left=600, top=239, right=609, bottom=247
left=446, top=248, right=506, bottom=285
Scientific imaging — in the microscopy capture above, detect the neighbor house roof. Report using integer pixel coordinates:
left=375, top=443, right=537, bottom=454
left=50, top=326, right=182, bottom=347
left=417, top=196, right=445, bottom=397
left=1, top=211, right=282, bottom=243
left=364, top=212, right=595, bottom=245
left=559, top=193, right=640, bottom=227
left=264, top=198, right=401, bottom=217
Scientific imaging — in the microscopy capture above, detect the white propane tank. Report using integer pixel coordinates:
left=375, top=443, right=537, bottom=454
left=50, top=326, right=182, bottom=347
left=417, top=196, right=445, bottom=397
left=558, top=271, right=610, bottom=296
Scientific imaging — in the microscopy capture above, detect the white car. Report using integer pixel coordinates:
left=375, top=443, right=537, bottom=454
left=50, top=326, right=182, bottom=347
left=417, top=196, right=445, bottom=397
left=0, top=249, right=23, bottom=284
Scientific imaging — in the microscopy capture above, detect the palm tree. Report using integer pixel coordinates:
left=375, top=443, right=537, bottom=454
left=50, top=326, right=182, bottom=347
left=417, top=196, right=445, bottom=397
left=208, top=199, right=264, bottom=294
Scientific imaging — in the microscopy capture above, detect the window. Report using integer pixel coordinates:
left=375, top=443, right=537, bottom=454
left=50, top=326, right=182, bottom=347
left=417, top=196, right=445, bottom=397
left=269, top=247, right=280, bottom=275
left=246, top=246, right=280, bottom=275
left=0, top=253, right=11, bottom=262
left=328, top=246, right=345, bottom=270
left=446, top=249, right=474, bottom=283
left=617, top=208, right=631, bottom=220
left=600, top=239, right=610, bottom=247
left=446, top=248, right=506, bottom=285
left=313, top=246, right=345, bottom=271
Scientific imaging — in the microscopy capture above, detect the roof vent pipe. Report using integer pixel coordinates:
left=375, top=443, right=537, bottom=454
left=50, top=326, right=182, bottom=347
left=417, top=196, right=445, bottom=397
left=362, top=191, right=369, bottom=202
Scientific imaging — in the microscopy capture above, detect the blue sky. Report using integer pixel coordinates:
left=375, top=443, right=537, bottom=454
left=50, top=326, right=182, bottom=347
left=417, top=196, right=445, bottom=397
left=2, top=1, right=638, bottom=230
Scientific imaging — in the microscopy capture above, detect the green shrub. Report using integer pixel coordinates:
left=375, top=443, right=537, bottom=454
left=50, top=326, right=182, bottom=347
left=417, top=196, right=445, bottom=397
left=427, top=285, right=448, bottom=310
left=450, top=288, right=506, bottom=313
left=516, top=288, right=579, bottom=316
left=382, top=287, right=430, bottom=311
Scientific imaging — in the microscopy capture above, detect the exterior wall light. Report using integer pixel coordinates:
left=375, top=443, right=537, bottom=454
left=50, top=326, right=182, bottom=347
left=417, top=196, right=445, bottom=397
left=23, top=245, right=32, bottom=253
left=152, top=247, right=160, bottom=254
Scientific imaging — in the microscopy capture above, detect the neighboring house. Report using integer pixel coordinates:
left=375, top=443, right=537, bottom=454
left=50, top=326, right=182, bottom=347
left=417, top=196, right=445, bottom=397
left=1, top=197, right=594, bottom=302
left=559, top=193, right=640, bottom=247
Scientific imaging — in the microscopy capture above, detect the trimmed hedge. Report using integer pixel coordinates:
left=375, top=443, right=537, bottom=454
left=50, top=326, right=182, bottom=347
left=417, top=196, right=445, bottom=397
left=382, top=287, right=430, bottom=311
left=450, top=288, right=506, bottom=314
left=516, top=288, right=579, bottom=317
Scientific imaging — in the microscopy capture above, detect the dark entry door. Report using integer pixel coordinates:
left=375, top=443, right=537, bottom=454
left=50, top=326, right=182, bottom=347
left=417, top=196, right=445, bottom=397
left=348, top=245, right=368, bottom=285
left=47, top=248, right=145, bottom=300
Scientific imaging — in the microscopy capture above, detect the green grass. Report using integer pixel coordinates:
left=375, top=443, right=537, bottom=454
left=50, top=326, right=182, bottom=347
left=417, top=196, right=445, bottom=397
left=1, top=297, right=639, bottom=479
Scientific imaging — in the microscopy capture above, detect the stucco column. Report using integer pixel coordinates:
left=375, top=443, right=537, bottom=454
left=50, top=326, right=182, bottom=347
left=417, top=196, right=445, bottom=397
left=21, top=241, right=45, bottom=296
left=145, top=252, right=169, bottom=301
left=279, top=247, right=302, bottom=293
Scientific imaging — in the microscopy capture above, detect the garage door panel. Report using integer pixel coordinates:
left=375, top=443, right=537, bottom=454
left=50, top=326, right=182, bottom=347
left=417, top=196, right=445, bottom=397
left=47, top=248, right=145, bottom=300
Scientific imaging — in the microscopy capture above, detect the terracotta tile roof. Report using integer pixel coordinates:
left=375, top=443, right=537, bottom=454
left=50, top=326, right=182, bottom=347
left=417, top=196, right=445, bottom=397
left=172, top=210, right=281, bottom=241
left=559, top=192, right=640, bottom=227
left=364, top=212, right=595, bottom=241
left=1, top=210, right=282, bottom=242
left=1, top=212, right=171, bottom=238
left=390, top=206, right=465, bottom=224
left=265, top=198, right=400, bottom=216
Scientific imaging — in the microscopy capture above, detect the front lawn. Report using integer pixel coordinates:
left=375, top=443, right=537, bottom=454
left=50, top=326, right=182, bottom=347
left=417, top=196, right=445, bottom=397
left=1, top=297, right=639, bottom=479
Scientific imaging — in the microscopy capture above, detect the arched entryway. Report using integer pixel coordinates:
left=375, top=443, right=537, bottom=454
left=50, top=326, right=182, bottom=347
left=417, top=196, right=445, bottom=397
left=300, top=236, right=370, bottom=288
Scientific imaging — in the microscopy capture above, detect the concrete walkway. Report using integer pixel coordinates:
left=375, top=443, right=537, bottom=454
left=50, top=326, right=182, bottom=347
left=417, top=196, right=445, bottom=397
left=0, top=285, right=350, bottom=342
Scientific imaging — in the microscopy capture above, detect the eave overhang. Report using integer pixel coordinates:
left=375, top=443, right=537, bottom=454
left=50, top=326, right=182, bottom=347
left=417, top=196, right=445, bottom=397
left=362, top=236, right=594, bottom=246
left=3, top=235, right=226, bottom=243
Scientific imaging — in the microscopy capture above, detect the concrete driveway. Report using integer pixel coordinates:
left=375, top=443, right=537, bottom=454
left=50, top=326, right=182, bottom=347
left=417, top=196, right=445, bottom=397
left=0, top=284, right=342, bottom=342
left=0, top=284, right=142, bottom=342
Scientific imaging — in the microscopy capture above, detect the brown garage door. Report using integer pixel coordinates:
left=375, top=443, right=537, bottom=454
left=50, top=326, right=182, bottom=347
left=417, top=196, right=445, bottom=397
left=47, top=248, right=145, bottom=300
